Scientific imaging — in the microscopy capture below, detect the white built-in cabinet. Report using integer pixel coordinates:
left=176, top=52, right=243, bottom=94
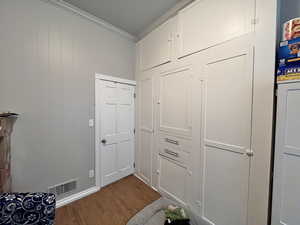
left=136, top=0, right=276, bottom=224
left=177, top=0, right=255, bottom=58
left=156, top=66, right=201, bottom=205
left=272, top=82, right=300, bottom=225
left=202, top=37, right=254, bottom=225
left=137, top=73, right=154, bottom=184
left=139, top=18, right=175, bottom=71
left=137, top=62, right=203, bottom=207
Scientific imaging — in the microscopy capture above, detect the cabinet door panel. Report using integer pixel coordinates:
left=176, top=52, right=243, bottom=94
left=159, top=68, right=192, bottom=137
left=140, top=77, right=154, bottom=131
left=203, top=146, right=249, bottom=225
left=205, top=55, right=252, bottom=148
left=137, top=76, right=154, bottom=184
left=158, top=155, right=187, bottom=204
left=272, top=83, right=300, bottom=225
left=178, top=0, right=254, bottom=57
left=202, top=46, right=253, bottom=225
left=139, top=131, right=152, bottom=183
left=140, top=19, right=174, bottom=70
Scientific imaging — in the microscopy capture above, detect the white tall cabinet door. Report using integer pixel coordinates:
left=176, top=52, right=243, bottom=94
left=137, top=74, right=154, bottom=185
left=272, top=82, right=300, bottom=225
left=158, top=68, right=193, bottom=137
left=177, top=0, right=254, bottom=57
left=139, top=18, right=175, bottom=71
left=156, top=66, right=202, bottom=206
left=97, top=80, right=135, bottom=187
left=158, top=155, right=188, bottom=204
left=202, top=44, right=254, bottom=225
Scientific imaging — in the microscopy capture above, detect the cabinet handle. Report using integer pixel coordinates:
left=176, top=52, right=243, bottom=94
left=165, top=138, right=179, bottom=145
left=164, top=149, right=179, bottom=157
left=246, top=149, right=254, bottom=157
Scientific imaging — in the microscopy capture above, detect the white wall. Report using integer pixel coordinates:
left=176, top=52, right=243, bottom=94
left=0, top=0, right=135, bottom=198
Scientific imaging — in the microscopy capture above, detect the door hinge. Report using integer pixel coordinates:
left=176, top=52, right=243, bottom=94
left=275, top=88, right=278, bottom=97
left=134, top=128, right=136, bottom=135
left=133, top=162, right=136, bottom=168
left=134, top=93, right=136, bottom=98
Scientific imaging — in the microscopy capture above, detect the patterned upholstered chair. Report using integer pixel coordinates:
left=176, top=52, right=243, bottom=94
left=0, top=193, right=56, bottom=225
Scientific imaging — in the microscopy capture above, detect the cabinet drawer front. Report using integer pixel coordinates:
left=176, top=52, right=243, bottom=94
left=159, top=133, right=192, bottom=153
left=159, top=147, right=189, bottom=165
left=158, top=155, right=187, bottom=205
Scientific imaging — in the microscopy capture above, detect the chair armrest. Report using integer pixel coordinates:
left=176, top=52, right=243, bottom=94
left=126, top=198, right=165, bottom=225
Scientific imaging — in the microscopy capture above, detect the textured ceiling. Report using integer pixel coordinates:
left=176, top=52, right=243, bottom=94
left=63, top=0, right=180, bottom=36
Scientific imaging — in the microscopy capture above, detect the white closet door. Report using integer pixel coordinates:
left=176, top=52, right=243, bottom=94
left=159, top=68, right=193, bottom=137
left=272, top=82, right=300, bottom=225
left=202, top=45, right=254, bottom=225
left=99, top=80, right=135, bottom=187
left=137, top=75, right=154, bottom=184
left=158, top=155, right=188, bottom=205
left=177, top=0, right=254, bottom=57
left=139, top=18, right=174, bottom=71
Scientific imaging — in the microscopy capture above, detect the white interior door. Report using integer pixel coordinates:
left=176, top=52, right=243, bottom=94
left=96, top=79, right=135, bottom=187
left=272, top=82, right=300, bottom=225
left=202, top=44, right=254, bottom=225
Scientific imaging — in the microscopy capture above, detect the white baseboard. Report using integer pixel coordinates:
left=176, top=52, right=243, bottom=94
left=151, top=186, right=159, bottom=192
left=134, top=173, right=149, bottom=185
left=134, top=173, right=159, bottom=193
left=56, top=186, right=100, bottom=208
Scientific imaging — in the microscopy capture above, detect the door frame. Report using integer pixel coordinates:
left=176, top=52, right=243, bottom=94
left=95, top=73, right=136, bottom=188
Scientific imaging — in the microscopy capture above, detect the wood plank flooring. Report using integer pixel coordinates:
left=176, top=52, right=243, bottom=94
left=55, top=175, right=161, bottom=225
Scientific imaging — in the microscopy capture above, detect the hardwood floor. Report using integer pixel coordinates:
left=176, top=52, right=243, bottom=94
left=55, top=175, right=161, bottom=225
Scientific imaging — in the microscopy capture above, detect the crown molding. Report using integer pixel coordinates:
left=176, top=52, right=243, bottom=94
left=40, top=0, right=137, bottom=42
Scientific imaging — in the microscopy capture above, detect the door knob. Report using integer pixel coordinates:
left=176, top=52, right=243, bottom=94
left=101, top=139, right=107, bottom=144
